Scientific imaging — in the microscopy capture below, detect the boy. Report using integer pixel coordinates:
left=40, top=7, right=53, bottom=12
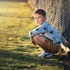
left=29, top=9, right=69, bottom=58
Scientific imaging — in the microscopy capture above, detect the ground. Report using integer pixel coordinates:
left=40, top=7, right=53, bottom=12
left=0, top=0, right=69, bottom=70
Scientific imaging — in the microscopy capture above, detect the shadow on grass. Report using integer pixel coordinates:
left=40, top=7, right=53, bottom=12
left=0, top=49, right=64, bottom=69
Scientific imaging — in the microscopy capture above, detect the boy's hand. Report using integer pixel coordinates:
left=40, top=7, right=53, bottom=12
left=32, top=41, right=36, bottom=46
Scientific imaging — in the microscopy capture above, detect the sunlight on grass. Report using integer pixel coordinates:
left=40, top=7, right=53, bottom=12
left=0, top=1, right=64, bottom=70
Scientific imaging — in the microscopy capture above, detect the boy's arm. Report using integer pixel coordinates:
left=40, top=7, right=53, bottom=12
left=29, top=23, right=48, bottom=40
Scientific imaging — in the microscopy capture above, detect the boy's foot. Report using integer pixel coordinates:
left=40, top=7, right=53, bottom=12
left=37, top=51, right=53, bottom=58
left=59, top=51, right=70, bottom=60
left=61, top=47, right=70, bottom=53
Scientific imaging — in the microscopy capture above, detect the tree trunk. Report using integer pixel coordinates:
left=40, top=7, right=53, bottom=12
left=28, top=0, right=70, bottom=48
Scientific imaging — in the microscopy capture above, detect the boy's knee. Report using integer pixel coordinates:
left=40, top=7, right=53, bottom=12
left=33, top=35, right=39, bottom=40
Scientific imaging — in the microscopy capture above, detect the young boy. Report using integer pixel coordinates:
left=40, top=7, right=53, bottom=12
left=29, top=9, right=69, bottom=58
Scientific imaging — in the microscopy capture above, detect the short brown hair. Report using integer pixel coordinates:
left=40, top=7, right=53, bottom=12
left=34, top=9, right=46, bottom=17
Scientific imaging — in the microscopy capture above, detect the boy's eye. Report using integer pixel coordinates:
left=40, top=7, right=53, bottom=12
left=38, top=16, right=41, bottom=18
left=34, top=16, right=42, bottom=19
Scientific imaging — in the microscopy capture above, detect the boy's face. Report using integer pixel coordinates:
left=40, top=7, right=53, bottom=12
left=33, top=14, right=46, bottom=25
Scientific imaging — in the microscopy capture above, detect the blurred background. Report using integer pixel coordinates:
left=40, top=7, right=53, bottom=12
left=0, top=0, right=70, bottom=70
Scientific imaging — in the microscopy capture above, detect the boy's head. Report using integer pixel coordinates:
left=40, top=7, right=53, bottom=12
left=34, top=9, right=46, bottom=17
left=33, top=9, right=46, bottom=25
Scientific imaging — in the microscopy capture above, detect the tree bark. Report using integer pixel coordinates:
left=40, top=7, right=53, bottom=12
left=28, top=0, right=70, bottom=48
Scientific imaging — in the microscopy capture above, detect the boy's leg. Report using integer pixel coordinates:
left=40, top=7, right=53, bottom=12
left=33, top=35, right=60, bottom=53
left=33, top=35, right=48, bottom=52
left=33, top=35, right=53, bottom=57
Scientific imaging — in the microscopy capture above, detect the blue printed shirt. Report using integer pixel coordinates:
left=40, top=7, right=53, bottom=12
left=29, top=21, right=62, bottom=46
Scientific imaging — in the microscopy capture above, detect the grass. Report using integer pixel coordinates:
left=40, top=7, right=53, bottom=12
left=0, top=1, right=64, bottom=70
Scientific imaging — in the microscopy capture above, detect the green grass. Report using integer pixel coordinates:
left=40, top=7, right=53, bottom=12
left=0, top=1, right=64, bottom=70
